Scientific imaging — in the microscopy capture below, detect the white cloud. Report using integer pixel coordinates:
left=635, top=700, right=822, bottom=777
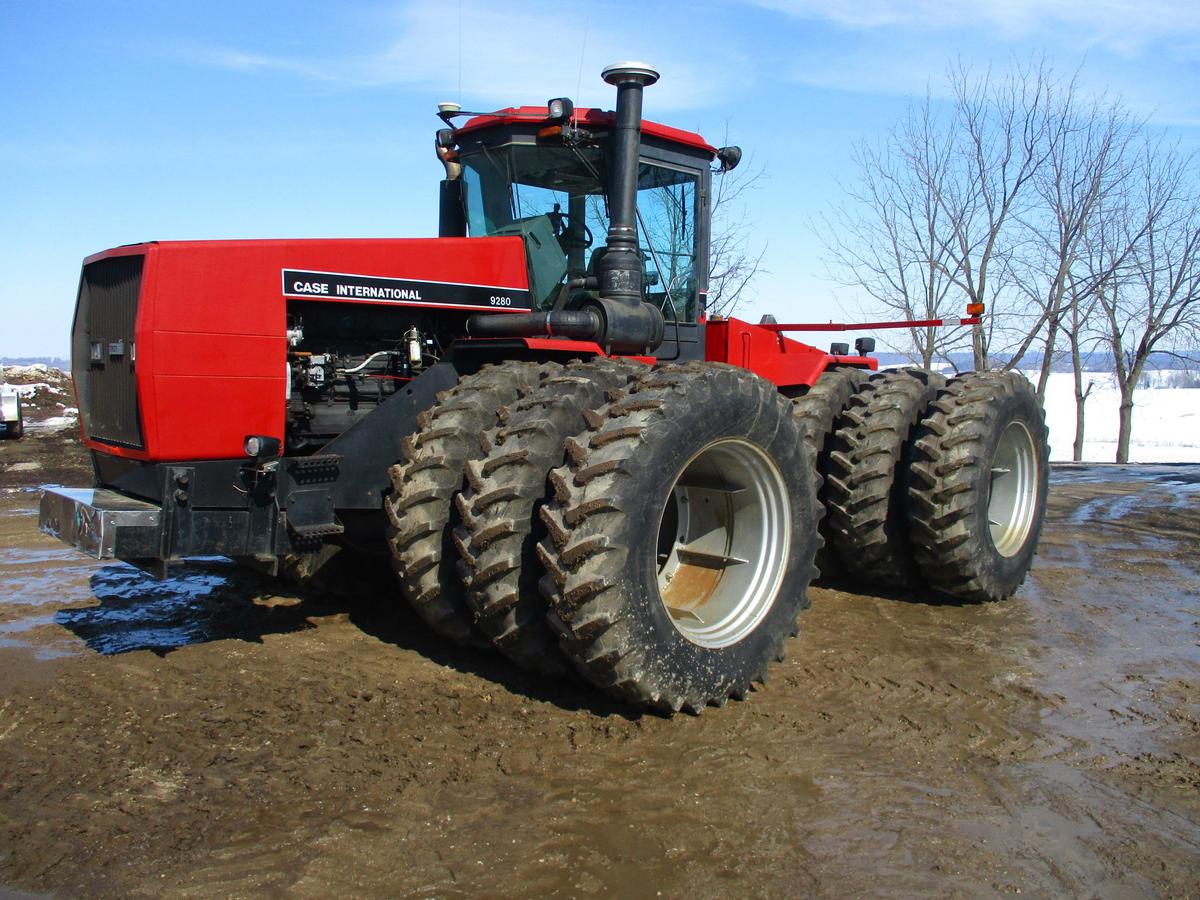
left=748, top=0, right=1200, bottom=125
left=178, top=46, right=339, bottom=82
left=175, top=1, right=741, bottom=113
left=749, top=0, right=1200, bottom=55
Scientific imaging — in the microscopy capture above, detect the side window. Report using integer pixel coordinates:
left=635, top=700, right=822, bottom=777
left=637, top=163, right=699, bottom=322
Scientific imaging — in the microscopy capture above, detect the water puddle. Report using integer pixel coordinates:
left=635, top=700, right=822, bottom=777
left=0, top=508, right=312, bottom=659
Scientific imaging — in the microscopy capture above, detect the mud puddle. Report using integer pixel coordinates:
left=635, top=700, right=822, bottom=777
left=0, top=467, right=1197, bottom=897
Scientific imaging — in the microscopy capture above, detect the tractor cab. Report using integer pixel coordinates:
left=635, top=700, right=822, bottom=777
left=436, top=97, right=721, bottom=359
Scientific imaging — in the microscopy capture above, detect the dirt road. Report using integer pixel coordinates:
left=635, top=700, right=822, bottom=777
left=0, top=463, right=1197, bottom=897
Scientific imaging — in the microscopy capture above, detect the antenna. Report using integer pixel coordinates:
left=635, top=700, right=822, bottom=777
left=457, top=0, right=463, bottom=103
left=573, top=16, right=589, bottom=128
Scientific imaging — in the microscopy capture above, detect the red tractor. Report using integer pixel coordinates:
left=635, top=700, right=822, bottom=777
left=40, top=63, right=1049, bottom=713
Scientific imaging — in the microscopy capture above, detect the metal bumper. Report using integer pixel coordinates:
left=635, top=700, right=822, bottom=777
left=39, top=486, right=163, bottom=560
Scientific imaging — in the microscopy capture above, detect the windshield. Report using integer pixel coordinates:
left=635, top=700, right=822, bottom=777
left=460, top=144, right=700, bottom=320
left=461, top=145, right=609, bottom=308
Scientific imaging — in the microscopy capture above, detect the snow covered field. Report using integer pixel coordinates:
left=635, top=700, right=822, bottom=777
left=1031, top=370, right=1200, bottom=463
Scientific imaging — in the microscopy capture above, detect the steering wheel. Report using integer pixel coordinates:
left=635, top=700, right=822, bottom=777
left=549, top=204, right=593, bottom=249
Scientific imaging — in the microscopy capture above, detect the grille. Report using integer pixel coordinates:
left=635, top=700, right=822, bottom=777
left=72, top=255, right=145, bottom=448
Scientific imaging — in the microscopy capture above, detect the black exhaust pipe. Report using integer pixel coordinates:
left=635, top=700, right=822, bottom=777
left=596, top=62, right=657, bottom=306
left=467, top=61, right=665, bottom=355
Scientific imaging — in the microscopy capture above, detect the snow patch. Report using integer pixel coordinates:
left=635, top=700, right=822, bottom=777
left=11, top=382, right=64, bottom=398
left=1030, top=370, right=1200, bottom=464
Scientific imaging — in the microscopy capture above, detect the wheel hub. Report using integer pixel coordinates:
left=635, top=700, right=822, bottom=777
left=655, top=439, right=791, bottom=648
left=987, top=420, right=1039, bottom=557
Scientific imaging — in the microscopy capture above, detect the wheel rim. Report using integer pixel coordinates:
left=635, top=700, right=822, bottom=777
left=988, top=420, right=1039, bottom=558
left=655, top=439, right=791, bottom=648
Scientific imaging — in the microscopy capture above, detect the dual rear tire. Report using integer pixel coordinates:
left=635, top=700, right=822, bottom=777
left=815, top=367, right=1048, bottom=601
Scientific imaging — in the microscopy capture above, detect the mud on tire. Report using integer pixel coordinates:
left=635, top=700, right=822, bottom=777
left=905, top=370, right=1049, bottom=602
left=537, top=362, right=819, bottom=714
left=791, top=366, right=869, bottom=579
left=385, top=361, right=549, bottom=646
left=824, top=368, right=946, bottom=588
left=453, top=357, right=647, bottom=676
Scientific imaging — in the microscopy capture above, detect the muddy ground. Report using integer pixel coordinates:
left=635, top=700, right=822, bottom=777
left=0, top=436, right=1197, bottom=896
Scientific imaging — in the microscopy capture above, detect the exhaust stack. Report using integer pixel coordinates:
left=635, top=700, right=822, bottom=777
left=468, top=61, right=665, bottom=354
left=596, top=62, right=658, bottom=306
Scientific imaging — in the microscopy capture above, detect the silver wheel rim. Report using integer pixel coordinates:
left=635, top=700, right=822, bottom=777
left=655, top=438, right=791, bottom=648
left=988, top=420, right=1039, bottom=558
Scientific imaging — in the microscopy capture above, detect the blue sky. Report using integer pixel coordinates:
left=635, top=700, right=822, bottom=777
left=2, top=0, right=1198, bottom=356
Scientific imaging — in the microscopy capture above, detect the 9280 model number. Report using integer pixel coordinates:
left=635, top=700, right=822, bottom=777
left=489, top=295, right=514, bottom=306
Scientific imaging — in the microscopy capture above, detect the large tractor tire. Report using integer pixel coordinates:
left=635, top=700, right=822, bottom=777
left=538, top=363, right=819, bottom=713
left=791, top=366, right=869, bottom=580
left=824, top=368, right=946, bottom=588
left=453, top=357, right=647, bottom=675
left=385, top=361, right=549, bottom=646
left=906, top=370, right=1049, bottom=601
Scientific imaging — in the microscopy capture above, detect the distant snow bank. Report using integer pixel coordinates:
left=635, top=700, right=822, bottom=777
left=0, top=363, right=66, bottom=382
left=1027, top=370, right=1200, bottom=463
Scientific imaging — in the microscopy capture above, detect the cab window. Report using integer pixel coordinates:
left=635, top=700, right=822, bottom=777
left=637, top=163, right=699, bottom=323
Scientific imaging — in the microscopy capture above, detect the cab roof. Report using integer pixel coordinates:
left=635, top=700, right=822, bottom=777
left=455, top=106, right=717, bottom=158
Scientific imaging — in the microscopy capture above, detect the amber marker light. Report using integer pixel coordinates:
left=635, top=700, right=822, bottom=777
left=967, top=302, right=985, bottom=316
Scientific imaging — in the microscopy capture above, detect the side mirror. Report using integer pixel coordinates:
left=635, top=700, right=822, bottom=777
left=716, top=146, right=742, bottom=173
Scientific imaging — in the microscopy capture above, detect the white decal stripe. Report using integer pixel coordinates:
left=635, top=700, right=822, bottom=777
left=280, top=268, right=528, bottom=294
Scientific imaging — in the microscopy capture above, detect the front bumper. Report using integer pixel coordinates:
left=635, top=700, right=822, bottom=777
left=39, top=487, right=163, bottom=560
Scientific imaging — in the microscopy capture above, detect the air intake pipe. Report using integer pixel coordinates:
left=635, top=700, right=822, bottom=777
left=467, top=61, right=666, bottom=355
left=466, top=308, right=601, bottom=340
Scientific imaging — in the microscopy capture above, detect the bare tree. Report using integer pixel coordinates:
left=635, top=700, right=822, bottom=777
left=1007, top=85, right=1138, bottom=401
left=1092, top=137, right=1200, bottom=462
left=707, top=150, right=768, bottom=318
left=1061, top=272, right=1103, bottom=461
left=825, top=55, right=1200, bottom=462
left=825, top=58, right=1058, bottom=370
left=823, top=95, right=969, bottom=368
left=939, top=58, right=1056, bottom=370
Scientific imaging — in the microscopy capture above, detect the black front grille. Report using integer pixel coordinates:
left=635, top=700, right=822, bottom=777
left=73, top=255, right=145, bottom=448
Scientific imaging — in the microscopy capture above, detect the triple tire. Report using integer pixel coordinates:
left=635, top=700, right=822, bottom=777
left=379, top=358, right=1048, bottom=713
left=388, top=359, right=819, bottom=712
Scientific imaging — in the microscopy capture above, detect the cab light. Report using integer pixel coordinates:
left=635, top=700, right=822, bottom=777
left=547, top=97, right=574, bottom=123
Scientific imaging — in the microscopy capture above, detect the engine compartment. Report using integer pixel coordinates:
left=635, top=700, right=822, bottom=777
left=284, top=300, right=473, bottom=454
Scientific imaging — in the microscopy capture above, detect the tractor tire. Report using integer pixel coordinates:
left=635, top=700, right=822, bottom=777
left=453, top=357, right=647, bottom=676
left=905, top=370, right=1049, bottom=601
left=538, top=362, right=819, bottom=713
left=824, top=367, right=946, bottom=588
left=385, top=361, right=549, bottom=646
left=790, top=366, right=869, bottom=580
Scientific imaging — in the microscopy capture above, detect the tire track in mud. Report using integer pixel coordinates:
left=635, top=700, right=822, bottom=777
left=0, top=469, right=1197, bottom=896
